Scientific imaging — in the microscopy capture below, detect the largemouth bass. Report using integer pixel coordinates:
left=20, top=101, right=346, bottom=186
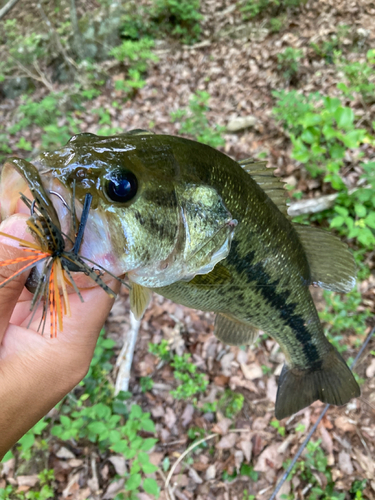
left=0, top=131, right=360, bottom=419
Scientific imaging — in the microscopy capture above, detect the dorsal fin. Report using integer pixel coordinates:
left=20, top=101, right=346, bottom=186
left=238, top=158, right=288, bottom=216
left=294, top=224, right=356, bottom=293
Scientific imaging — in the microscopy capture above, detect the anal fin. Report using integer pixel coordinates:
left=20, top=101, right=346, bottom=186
left=214, top=313, right=259, bottom=346
left=294, top=224, right=356, bottom=293
left=129, top=282, right=152, bottom=320
left=275, top=346, right=360, bottom=420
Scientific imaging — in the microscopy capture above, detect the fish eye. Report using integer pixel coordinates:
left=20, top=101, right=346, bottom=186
left=105, top=170, right=138, bottom=203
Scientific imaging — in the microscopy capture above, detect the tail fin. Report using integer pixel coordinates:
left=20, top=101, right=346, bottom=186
left=275, top=347, right=360, bottom=420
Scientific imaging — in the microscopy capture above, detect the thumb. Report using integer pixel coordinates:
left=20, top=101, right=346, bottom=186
left=0, top=214, right=32, bottom=343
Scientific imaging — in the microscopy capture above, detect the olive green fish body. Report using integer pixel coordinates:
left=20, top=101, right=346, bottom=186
left=1, top=132, right=360, bottom=419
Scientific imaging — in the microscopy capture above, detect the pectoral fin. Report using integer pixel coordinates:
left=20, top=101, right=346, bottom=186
left=294, top=224, right=356, bottom=293
left=275, top=346, right=360, bottom=420
left=129, top=282, right=152, bottom=320
left=214, top=313, right=259, bottom=346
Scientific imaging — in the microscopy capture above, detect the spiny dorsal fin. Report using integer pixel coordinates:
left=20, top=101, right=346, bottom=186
left=129, top=282, right=152, bottom=320
left=294, top=224, right=356, bottom=293
left=214, top=313, right=259, bottom=346
left=238, top=158, right=288, bottom=216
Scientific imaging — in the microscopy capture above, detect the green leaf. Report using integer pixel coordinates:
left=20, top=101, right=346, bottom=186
left=355, top=204, right=367, bottom=218
left=334, top=106, right=354, bottom=129
left=60, top=415, right=71, bottom=427
left=140, top=438, right=158, bottom=451
left=111, top=439, right=129, bottom=454
left=1, top=450, right=14, bottom=462
left=130, top=405, right=143, bottom=419
left=143, top=478, right=160, bottom=497
left=365, top=212, right=375, bottom=229
left=18, top=433, right=35, bottom=451
left=299, top=113, right=322, bottom=127
left=101, top=338, right=116, bottom=349
left=322, top=124, right=338, bottom=140
left=88, top=421, right=108, bottom=435
left=137, top=452, right=150, bottom=465
left=141, top=418, right=155, bottom=432
left=142, top=462, right=158, bottom=474
left=335, top=206, right=349, bottom=217
left=330, top=216, right=345, bottom=229
left=109, top=430, right=122, bottom=444
left=301, top=128, right=318, bottom=144
left=125, top=473, right=141, bottom=491
left=323, top=96, right=341, bottom=113
left=329, top=144, right=345, bottom=159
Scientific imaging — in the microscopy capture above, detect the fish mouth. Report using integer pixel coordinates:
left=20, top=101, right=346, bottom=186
left=0, top=158, right=122, bottom=290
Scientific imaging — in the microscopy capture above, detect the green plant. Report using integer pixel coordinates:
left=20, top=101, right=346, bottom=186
left=337, top=50, right=375, bottom=104
left=320, top=289, right=370, bottom=355
left=218, top=390, right=244, bottom=419
left=270, top=419, right=286, bottom=437
left=239, top=0, right=304, bottom=20
left=0, top=470, right=55, bottom=499
left=151, top=0, right=202, bottom=44
left=171, top=354, right=208, bottom=400
left=310, top=25, right=350, bottom=63
left=242, top=491, right=255, bottom=500
left=350, top=480, right=367, bottom=499
left=171, top=91, right=225, bottom=147
left=328, top=162, right=375, bottom=249
left=277, top=47, right=303, bottom=82
left=273, top=90, right=368, bottom=186
left=149, top=342, right=208, bottom=402
left=240, top=464, right=258, bottom=481
left=284, top=440, right=346, bottom=500
left=49, top=332, right=160, bottom=498
left=140, top=376, right=154, bottom=392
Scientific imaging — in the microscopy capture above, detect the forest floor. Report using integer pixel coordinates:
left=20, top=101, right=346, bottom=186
left=1, top=0, right=375, bottom=499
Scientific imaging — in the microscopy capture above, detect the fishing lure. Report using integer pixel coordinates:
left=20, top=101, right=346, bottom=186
left=0, top=186, right=127, bottom=337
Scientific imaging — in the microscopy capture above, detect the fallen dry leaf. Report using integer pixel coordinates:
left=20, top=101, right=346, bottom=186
left=216, top=433, right=237, bottom=449
left=338, top=450, right=354, bottom=475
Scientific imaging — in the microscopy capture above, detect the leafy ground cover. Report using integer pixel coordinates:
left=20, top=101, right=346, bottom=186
left=0, top=0, right=375, bottom=499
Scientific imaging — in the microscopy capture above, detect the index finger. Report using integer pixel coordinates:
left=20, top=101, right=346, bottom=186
left=0, top=216, right=32, bottom=343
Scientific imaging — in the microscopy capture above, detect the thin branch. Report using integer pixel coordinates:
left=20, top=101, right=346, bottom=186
left=288, top=186, right=364, bottom=217
left=114, top=312, right=141, bottom=395
left=37, top=3, right=79, bottom=72
left=164, top=429, right=251, bottom=499
left=8, top=55, right=54, bottom=92
left=0, top=0, right=21, bottom=20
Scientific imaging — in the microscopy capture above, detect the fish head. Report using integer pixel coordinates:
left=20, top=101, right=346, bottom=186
left=1, top=133, right=237, bottom=287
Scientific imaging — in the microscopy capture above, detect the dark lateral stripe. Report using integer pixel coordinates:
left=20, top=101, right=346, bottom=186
left=227, top=240, right=321, bottom=366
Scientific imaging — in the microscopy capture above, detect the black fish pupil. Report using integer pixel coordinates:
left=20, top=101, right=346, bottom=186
left=107, top=171, right=138, bottom=203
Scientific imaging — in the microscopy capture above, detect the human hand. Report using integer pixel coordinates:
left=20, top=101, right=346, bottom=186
left=0, top=214, right=120, bottom=459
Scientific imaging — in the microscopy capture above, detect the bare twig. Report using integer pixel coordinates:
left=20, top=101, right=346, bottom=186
left=8, top=55, right=54, bottom=92
left=69, top=0, right=85, bottom=60
left=268, top=325, right=375, bottom=500
left=37, top=3, right=79, bottom=72
left=164, top=429, right=251, bottom=499
left=288, top=192, right=340, bottom=217
left=0, top=0, right=21, bottom=20
left=114, top=312, right=141, bottom=395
